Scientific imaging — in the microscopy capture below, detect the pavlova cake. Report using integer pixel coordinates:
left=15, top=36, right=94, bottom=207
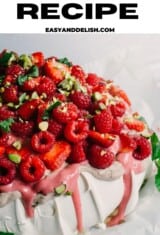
left=0, top=50, right=154, bottom=235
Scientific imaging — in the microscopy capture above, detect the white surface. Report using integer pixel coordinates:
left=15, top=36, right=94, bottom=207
left=0, top=34, right=160, bottom=234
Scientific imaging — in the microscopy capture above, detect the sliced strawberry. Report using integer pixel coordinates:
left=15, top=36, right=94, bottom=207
left=44, top=59, right=64, bottom=84
left=125, top=119, right=145, bottom=132
left=88, top=130, right=115, bottom=147
left=41, top=141, right=71, bottom=171
left=0, top=146, right=5, bottom=155
left=32, top=52, right=45, bottom=67
left=17, top=99, right=40, bottom=120
left=109, top=85, right=131, bottom=106
left=119, top=133, right=137, bottom=153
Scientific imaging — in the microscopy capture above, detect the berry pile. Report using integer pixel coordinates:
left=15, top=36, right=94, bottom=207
left=0, top=50, right=152, bottom=185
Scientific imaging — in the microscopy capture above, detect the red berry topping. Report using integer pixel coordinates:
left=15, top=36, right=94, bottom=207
left=109, top=85, right=131, bottom=106
left=44, top=59, right=64, bottom=84
left=133, top=136, right=151, bottom=160
left=22, top=77, right=41, bottom=91
left=110, top=102, right=126, bottom=117
left=31, top=131, right=55, bottom=153
left=88, top=144, right=115, bottom=169
left=119, top=133, right=137, bottom=153
left=88, top=130, right=115, bottom=147
left=64, top=120, right=89, bottom=143
left=48, top=119, right=63, bottom=138
left=94, top=109, right=113, bottom=133
left=32, top=52, right=45, bottom=67
left=125, top=119, right=145, bottom=132
left=0, top=133, right=15, bottom=147
left=6, top=64, right=25, bottom=77
left=0, top=158, right=16, bottom=185
left=71, top=65, right=86, bottom=84
left=0, top=106, right=15, bottom=121
left=41, top=141, right=71, bottom=170
left=111, top=118, right=123, bottom=134
left=3, top=75, right=16, bottom=85
left=52, top=102, right=79, bottom=124
left=70, top=91, right=91, bottom=110
left=36, top=77, right=56, bottom=100
left=86, top=73, right=102, bottom=87
left=19, top=156, right=45, bottom=183
left=68, top=141, right=87, bottom=163
left=11, top=121, right=34, bottom=137
left=2, top=85, right=18, bottom=103
left=17, top=99, right=40, bottom=121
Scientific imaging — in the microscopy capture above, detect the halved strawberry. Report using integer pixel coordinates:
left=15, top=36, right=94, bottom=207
left=41, top=141, right=71, bottom=170
left=0, top=146, right=5, bottom=155
left=109, top=85, right=131, bottom=106
left=44, top=59, right=64, bottom=84
left=125, top=119, right=145, bottom=132
left=88, top=130, right=115, bottom=147
left=119, top=133, right=137, bottom=153
left=32, top=52, right=45, bottom=67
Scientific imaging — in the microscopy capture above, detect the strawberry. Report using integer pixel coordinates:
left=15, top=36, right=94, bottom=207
left=68, top=141, right=87, bottom=163
left=111, top=118, right=123, bottom=134
left=52, top=102, right=79, bottom=124
left=70, top=91, right=91, bottom=110
left=110, top=102, right=126, bottom=117
left=88, top=144, right=115, bottom=169
left=109, top=85, right=131, bottom=106
left=6, top=64, right=25, bottom=77
left=44, top=59, right=64, bottom=84
left=88, top=130, right=115, bottom=147
left=19, top=156, right=45, bottom=183
left=119, top=133, right=137, bottom=153
left=64, top=120, right=89, bottom=143
left=3, top=75, right=16, bottom=85
left=17, top=99, right=40, bottom=120
left=22, top=77, right=41, bottom=91
left=125, top=119, right=145, bottom=132
left=0, top=158, right=16, bottom=185
left=31, top=131, right=55, bottom=153
left=71, top=65, right=86, bottom=85
left=94, top=109, right=113, bottom=133
left=133, top=136, right=151, bottom=160
left=32, top=52, right=45, bottom=67
left=0, top=106, right=15, bottom=121
left=0, top=146, right=5, bottom=155
left=2, top=85, right=19, bottom=103
left=41, top=141, right=71, bottom=170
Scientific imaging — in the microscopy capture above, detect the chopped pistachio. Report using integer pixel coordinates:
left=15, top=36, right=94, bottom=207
left=8, top=153, right=21, bottom=164
left=38, top=121, right=49, bottom=131
left=12, top=140, right=22, bottom=150
left=92, top=92, right=102, bottom=101
left=55, top=184, right=66, bottom=195
left=31, top=91, right=39, bottom=99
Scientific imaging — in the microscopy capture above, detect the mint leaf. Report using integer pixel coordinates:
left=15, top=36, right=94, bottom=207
left=42, top=101, right=61, bottom=120
left=17, top=75, right=28, bottom=86
left=19, top=92, right=27, bottom=104
left=0, top=232, right=14, bottom=235
left=151, top=132, right=160, bottom=160
left=0, top=75, right=5, bottom=83
left=0, top=52, right=13, bottom=66
left=155, top=170, right=160, bottom=191
left=0, top=118, right=14, bottom=132
left=58, top=57, right=72, bottom=67
left=28, top=65, right=39, bottom=77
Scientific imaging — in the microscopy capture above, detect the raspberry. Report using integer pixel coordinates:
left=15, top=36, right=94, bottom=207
left=88, top=144, right=115, bottom=169
left=32, top=52, right=45, bottom=67
left=64, top=120, right=89, bottom=143
left=3, top=75, right=16, bottom=85
left=0, top=106, right=15, bottom=121
left=0, top=133, right=15, bottom=147
left=19, top=156, right=45, bottom=183
left=92, top=83, right=107, bottom=93
left=37, top=103, right=48, bottom=123
left=31, top=131, right=55, bottom=153
left=6, top=64, right=25, bottom=77
left=110, top=102, right=126, bottom=117
left=70, top=91, right=91, bottom=110
left=94, top=109, right=113, bottom=133
left=48, top=119, right=63, bottom=138
left=11, top=121, right=34, bottom=137
left=54, top=92, right=67, bottom=102
left=0, top=158, right=16, bottom=185
left=17, top=99, right=40, bottom=121
left=119, top=133, right=137, bottom=153
left=52, top=102, right=79, bottom=124
left=71, top=65, right=86, bottom=85
left=125, top=119, right=145, bottom=132
left=133, top=136, right=151, bottom=160
left=36, top=77, right=56, bottom=100
left=6, top=146, right=33, bottom=161
left=68, top=141, right=87, bottom=163
left=2, top=85, right=18, bottom=103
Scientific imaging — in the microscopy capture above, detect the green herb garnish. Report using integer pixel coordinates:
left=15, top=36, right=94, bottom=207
left=0, top=118, right=14, bottom=132
left=17, top=75, right=28, bottom=86
left=0, top=52, right=16, bottom=66
left=28, top=65, right=39, bottom=77
left=0, top=232, right=15, bottom=235
left=42, top=100, right=61, bottom=120
left=58, top=57, right=72, bottom=67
